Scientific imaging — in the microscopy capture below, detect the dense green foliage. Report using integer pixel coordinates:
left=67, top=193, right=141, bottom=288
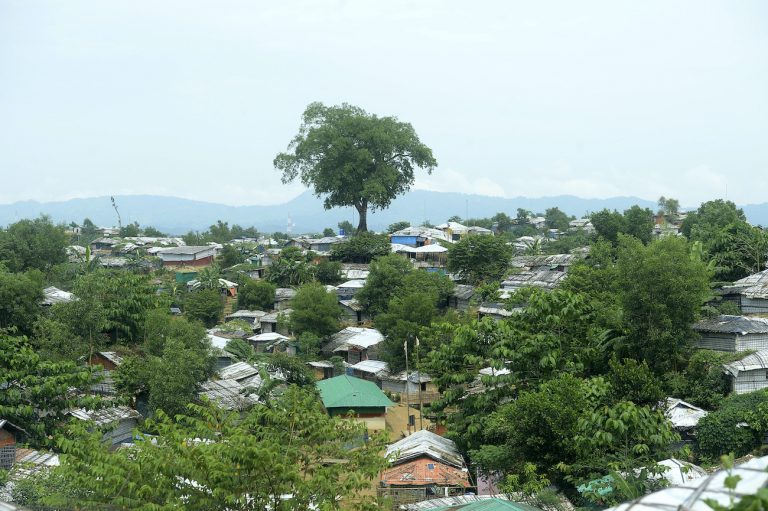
left=265, top=247, right=315, bottom=286
left=329, top=232, right=390, bottom=263
left=237, top=279, right=276, bottom=311
left=42, top=388, right=388, bottom=510
left=0, top=216, right=68, bottom=273
left=184, top=289, right=225, bottom=328
left=357, top=254, right=414, bottom=315
left=682, top=200, right=767, bottom=281
left=315, top=259, right=343, bottom=285
left=275, top=101, right=437, bottom=232
left=590, top=206, right=655, bottom=245
left=447, top=235, right=513, bottom=285
left=0, top=269, right=44, bottom=335
left=697, top=391, right=768, bottom=460
left=0, top=335, right=102, bottom=444
left=290, top=282, right=342, bottom=337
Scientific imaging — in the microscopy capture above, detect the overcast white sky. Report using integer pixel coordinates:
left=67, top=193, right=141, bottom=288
left=1, top=1, right=766, bottom=207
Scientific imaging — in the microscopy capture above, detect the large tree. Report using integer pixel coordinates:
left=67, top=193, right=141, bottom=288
left=274, top=102, right=437, bottom=232
left=447, top=234, right=512, bottom=285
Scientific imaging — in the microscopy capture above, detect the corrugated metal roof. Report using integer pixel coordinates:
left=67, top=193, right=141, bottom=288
left=316, top=375, right=393, bottom=409
left=275, top=288, right=297, bottom=300
left=218, top=361, right=259, bottom=382
left=307, top=360, right=334, bottom=368
left=248, top=332, right=290, bottom=342
left=665, top=398, right=708, bottom=429
left=722, top=269, right=768, bottom=299
left=97, top=351, right=124, bottom=366
left=226, top=310, right=268, bottom=320
left=452, top=285, right=475, bottom=300
left=693, top=315, right=768, bottom=335
left=68, top=405, right=141, bottom=426
left=350, top=359, right=390, bottom=376
left=723, top=350, right=768, bottom=376
left=339, top=299, right=364, bottom=312
left=158, top=245, right=212, bottom=255
left=338, top=279, right=366, bottom=289
left=199, top=379, right=259, bottom=410
left=322, top=327, right=384, bottom=354
left=41, top=286, right=75, bottom=305
left=261, top=309, right=292, bottom=323
left=386, top=430, right=465, bottom=468
left=606, top=454, right=768, bottom=511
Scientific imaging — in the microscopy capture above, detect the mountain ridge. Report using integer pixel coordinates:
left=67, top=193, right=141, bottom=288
left=1, top=191, right=766, bottom=234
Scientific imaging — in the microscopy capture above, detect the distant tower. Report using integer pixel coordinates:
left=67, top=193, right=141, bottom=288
left=287, top=214, right=295, bottom=234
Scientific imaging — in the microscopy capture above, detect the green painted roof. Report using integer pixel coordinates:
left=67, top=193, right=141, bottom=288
left=431, top=499, right=543, bottom=511
left=316, top=375, right=394, bottom=409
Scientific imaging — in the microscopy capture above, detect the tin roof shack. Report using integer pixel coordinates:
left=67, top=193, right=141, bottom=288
left=341, top=263, right=370, bottom=280
left=87, top=351, right=124, bottom=395
left=260, top=309, right=292, bottom=335
left=307, top=360, right=336, bottom=380
left=274, top=288, right=297, bottom=311
left=390, top=226, right=452, bottom=247
left=382, top=371, right=440, bottom=405
left=501, top=254, right=577, bottom=293
left=721, top=269, right=768, bottom=315
left=188, top=278, right=238, bottom=297
left=308, top=236, right=346, bottom=254
left=477, top=303, right=516, bottom=322
left=0, top=420, right=26, bottom=470
left=339, top=298, right=368, bottom=325
left=664, top=398, right=708, bottom=441
left=694, top=315, right=768, bottom=352
left=349, top=360, right=390, bottom=384
left=412, top=244, right=448, bottom=270
left=198, top=379, right=260, bottom=411
left=321, top=327, right=384, bottom=364
left=68, top=406, right=142, bottom=447
left=157, top=246, right=216, bottom=268
left=225, top=310, right=268, bottom=332
left=382, top=430, right=470, bottom=491
left=724, top=350, right=768, bottom=394
left=41, top=286, right=75, bottom=306
left=448, top=285, right=474, bottom=311
left=247, top=332, right=291, bottom=353
left=90, top=237, right=120, bottom=254
left=336, top=279, right=366, bottom=300
left=317, top=375, right=393, bottom=431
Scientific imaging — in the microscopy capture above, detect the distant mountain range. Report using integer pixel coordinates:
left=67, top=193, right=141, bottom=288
left=1, top=191, right=766, bottom=234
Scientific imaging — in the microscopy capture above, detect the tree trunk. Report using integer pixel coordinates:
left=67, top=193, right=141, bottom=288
left=355, top=201, right=368, bottom=233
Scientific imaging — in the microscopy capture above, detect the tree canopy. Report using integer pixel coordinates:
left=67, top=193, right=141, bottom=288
left=274, top=102, right=437, bottom=232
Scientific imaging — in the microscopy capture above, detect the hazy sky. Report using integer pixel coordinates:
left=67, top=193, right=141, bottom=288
left=1, top=1, right=766, bottom=207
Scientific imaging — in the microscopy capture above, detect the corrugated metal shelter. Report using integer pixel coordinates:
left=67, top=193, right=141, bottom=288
left=606, top=454, right=768, bottom=511
left=380, top=457, right=471, bottom=488
left=68, top=406, right=141, bottom=446
left=41, top=286, right=75, bottom=306
left=723, top=350, right=768, bottom=394
left=218, top=361, right=259, bottom=382
left=316, top=375, right=393, bottom=430
left=664, top=398, right=708, bottom=432
left=721, top=269, right=768, bottom=315
left=321, top=327, right=384, bottom=363
left=694, top=315, right=768, bottom=352
left=199, top=379, right=260, bottom=411
left=386, top=430, right=465, bottom=468
left=0, top=420, right=25, bottom=470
